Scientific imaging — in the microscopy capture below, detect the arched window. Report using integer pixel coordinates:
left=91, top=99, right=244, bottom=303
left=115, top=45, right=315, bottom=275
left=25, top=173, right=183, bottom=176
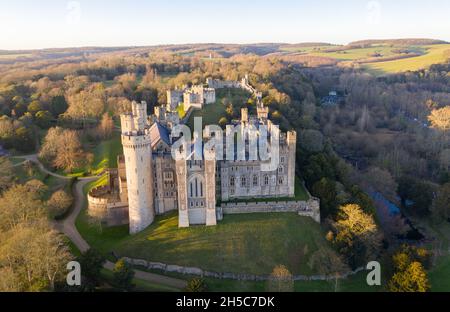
left=195, top=178, right=198, bottom=197
left=190, top=182, right=193, bottom=197
left=241, top=176, right=247, bottom=187
left=264, top=175, right=269, bottom=185
left=253, top=175, right=258, bottom=186
left=230, top=176, right=235, bottom=186
left=200, top=181, right=203, bottom=197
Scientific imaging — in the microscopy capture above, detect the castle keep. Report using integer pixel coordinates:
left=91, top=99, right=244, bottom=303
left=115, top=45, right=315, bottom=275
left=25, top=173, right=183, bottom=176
left=88, top=77, right=320, bottom=234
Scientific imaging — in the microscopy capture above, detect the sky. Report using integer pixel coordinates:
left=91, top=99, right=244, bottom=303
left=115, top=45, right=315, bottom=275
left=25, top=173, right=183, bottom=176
left=0, top=0, right=449, bottom=50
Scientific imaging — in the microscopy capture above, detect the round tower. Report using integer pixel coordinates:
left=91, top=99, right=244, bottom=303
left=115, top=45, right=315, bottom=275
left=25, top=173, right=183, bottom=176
left=121, top=102, right=155, bottom=234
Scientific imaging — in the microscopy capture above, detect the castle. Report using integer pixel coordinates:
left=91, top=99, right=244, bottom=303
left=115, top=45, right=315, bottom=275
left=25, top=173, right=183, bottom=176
left=87, top=77, right=320, bottom=234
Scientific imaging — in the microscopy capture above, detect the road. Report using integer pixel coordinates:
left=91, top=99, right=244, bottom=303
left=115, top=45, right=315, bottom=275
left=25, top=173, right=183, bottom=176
left=12, top=155, right=187, bottom=290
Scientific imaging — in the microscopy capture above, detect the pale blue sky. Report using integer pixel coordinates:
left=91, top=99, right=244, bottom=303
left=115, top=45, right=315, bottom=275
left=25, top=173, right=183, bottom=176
left=0, top=0, right=449, bottom=50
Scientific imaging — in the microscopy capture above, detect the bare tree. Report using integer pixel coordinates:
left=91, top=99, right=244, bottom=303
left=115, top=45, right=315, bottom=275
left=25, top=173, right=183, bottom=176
left=267, top=265, right=294, bottom=292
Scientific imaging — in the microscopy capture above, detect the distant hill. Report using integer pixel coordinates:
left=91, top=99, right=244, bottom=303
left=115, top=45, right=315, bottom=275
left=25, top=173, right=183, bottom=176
left=348, top=39, right=448, bottom=47
left=282, top=42, right=334, bottom=48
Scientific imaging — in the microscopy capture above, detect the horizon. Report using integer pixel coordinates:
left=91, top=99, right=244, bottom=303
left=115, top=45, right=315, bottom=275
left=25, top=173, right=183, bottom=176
left=1, top=0, right=450, bottom=50
left=1, top=38, right=449, bottom=53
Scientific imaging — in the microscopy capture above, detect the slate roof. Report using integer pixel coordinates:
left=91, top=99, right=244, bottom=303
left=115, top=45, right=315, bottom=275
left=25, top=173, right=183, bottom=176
left=149, top=122, right=171, bottom=148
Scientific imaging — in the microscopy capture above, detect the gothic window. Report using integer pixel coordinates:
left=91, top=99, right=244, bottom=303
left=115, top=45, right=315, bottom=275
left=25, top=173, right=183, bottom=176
left=278, top=166, right=284, bottom=174
left=230, top=176, right=235, bottom=186
left=281, top=156, right=285, bottom=164
left=278, top=177, right=284, bottom=185
left=164, top=171, right=173, bottom=182
left=190, top=182, right=193, bottom=197
left=200, top=181, right=203, bottom=197
left=253, top=175, right=258, bottom=186
left=241, top=176, right=247, bottom=187
left=264, top=175, right=269, bottom=186
left=195, top=178, right=198, bottom=197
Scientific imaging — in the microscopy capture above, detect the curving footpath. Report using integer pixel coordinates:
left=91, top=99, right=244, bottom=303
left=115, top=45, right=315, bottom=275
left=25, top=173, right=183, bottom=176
left=12, top=155, right=187, bottom=290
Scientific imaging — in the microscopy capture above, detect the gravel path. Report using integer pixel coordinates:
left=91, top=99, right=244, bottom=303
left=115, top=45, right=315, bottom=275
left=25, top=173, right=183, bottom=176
left=14, top=154, right=187, bottom=290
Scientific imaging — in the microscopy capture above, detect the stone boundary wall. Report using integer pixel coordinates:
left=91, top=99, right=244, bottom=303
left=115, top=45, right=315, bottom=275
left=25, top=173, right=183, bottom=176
left=122, top=257, right=365, bottom=282
left=220, top=198, right=321, bottom=223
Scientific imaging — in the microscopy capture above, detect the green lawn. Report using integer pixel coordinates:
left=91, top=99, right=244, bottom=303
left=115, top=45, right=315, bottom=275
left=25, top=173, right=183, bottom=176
left=89, top=133, right=123, bottom=174
left=187, top=88, right=251, bottom=130
left=429, top=255, right=450, bottom=292
left=62, top=132, right=123, bottom=177
left=77, top=208, right=333, bottom=276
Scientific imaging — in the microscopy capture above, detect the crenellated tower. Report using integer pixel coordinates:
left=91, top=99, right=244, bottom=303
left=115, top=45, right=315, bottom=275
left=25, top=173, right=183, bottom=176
left=121, top=101, right=155, bottom=234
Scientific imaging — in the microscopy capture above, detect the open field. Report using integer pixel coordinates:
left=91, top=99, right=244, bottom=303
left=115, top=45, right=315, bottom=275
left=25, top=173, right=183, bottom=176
left=280, top=45, right=335, bottom=53
left=0, top=53, right=33, bottom=60
left=309, top=45, right=416, bottom=61
left=365, top=44, right=450, bottom=74
left=293, top=43, right=449, bottom=74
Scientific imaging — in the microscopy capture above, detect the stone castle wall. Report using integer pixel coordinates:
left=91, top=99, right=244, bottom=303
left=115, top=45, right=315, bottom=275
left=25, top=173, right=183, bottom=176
left=122, top=257, right=364, bottom=282
left=220, top=198, right=321, bottom=223
left=87, top=183, right=129, bottom=226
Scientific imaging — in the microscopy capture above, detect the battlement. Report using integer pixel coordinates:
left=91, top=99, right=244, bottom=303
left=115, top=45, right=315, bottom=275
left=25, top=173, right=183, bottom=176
left=120, top=101, right=149, bottom=134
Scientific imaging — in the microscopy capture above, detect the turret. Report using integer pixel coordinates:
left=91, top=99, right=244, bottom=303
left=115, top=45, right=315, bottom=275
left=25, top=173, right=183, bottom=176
left=120, top=101, right=155, bottom=234
left=241, top=107, right=248, bottom=124
left=257, top=103, right=269, bottom=120
left=131, top=101, right=148, bottom=130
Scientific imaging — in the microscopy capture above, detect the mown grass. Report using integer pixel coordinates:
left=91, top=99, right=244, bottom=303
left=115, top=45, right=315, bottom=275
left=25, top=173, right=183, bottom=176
left=89, top=133, right=123, bottom=174
left=77, top=207, right=333, bottom=276
left=187, top=88, right=250, bottom=130
left=61, top=132, right=123, bottom=177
